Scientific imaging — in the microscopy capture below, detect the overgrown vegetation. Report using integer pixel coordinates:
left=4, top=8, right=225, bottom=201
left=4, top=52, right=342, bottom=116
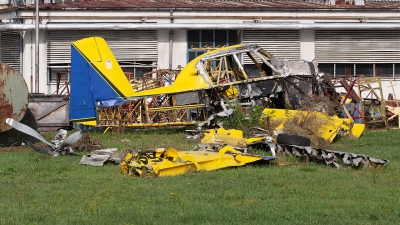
left=0, top=128, right=399, bottom=224
left=220, top=95, right=344, bottom=148
left=219, top=100, right=266, bottom=135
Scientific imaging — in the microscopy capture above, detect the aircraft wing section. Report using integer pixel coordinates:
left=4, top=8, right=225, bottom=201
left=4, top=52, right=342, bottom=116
left=127, top=53, right=213, bottom=98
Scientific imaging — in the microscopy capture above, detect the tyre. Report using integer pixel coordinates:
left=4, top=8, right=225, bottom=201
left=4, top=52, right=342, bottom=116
left=276, top=133, right=310, bottom=146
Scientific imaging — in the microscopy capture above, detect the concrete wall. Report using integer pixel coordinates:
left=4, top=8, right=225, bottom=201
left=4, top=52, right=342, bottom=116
left=10, top=9, right=400, bottom=98
left=157, top=30, right=187, bottom=70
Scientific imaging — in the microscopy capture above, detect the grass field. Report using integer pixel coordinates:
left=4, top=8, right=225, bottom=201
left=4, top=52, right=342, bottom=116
left=0, top=128, right=399, bottom=225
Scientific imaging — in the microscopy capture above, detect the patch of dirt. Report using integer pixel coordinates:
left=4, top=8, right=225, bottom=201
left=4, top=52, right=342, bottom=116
left=0, top=145, right=32, bottom=153
left=72, top=132, right=104, bottom=152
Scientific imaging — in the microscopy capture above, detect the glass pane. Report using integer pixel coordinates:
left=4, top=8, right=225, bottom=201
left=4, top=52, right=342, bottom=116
left=376, top=63, right=393, bottom=78
left=121, top=67, right=135, bottom=80
left=135, top=67, right=153, bottom=78
left=244, top=64, right=263, bottom=78
left=215, top=30, right=226, bottom=47
left=336, top=64, right=354, bottom=76
left=49, top=67, right=69, bottom=83
left=228, top=30, right=240, bottom=45
left=188, top=51, right=197, bottom=62
left=395, top=64, right=400, bottom=79
left=335, top=64, right=346, bottom=76
left=318, top=63, right=334, bottom=76
left=356, top=64, right=373, bottom=77
left=201, top=30, right=213, bottom=47
left=188, top=30, right=200, bottom=48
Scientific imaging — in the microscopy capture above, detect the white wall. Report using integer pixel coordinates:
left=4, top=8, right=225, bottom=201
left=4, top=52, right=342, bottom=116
left=157, top=30, right=187, bottom=70
left=12, top=8, right=400, bottom=94
left=300, top=30, right=315, bottom=61
left=21, top=29, right=47, bottom=93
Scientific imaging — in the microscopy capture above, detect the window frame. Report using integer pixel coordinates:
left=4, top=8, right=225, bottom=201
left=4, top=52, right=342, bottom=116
left=187, top=30, right=242, bottom=63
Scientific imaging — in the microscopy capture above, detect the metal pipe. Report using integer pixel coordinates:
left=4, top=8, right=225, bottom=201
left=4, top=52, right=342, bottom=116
left=34, top=0, right=39, bottom=93
left=2, top=23, right=400, bottom=31
left=169, top=9, right=174, bottom=70
left=16, top=15, right=400, bottom=20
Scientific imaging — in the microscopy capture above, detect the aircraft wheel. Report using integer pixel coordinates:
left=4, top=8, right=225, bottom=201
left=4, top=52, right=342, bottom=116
left=276, top=133, right=310, bottom=146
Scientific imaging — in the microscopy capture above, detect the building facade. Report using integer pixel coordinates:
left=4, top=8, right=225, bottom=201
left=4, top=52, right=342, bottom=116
left=0, top=0, right=400, bottom=97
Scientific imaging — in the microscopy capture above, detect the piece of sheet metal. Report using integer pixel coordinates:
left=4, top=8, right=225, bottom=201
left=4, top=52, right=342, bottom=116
left=276, top=144, right=388, bottom=168
left=120, top=146, right=276, bottom=177
left=196, top=128, right=385, bottom=169
left=80, top=148, right=121, bottom=166
left=0, top=63, right=29, bottom=133
left=262, top=108, right=365, bottom=142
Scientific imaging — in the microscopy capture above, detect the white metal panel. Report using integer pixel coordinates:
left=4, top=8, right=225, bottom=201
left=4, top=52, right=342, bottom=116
left=47, top=30, right=157, bottom=64
left=0, top=31, right=21, bottom=71
left=242, top=30, right=300, bottom=64
left=315, top=30, right=400, bottom=63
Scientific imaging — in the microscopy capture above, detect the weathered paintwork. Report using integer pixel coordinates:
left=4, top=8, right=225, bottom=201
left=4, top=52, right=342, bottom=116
left=120, top=146, right=276, bottom=177
left=29, top=94, right=71, bottom=131
left=0, top=63, right=29, bottom=133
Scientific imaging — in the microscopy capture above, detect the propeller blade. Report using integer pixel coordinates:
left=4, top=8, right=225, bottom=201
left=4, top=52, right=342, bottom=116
left=58, top=130, right=83, bottom=150
left=25, top=140, right=53, bottom=154
left=6, top=118, right=55, bottom=148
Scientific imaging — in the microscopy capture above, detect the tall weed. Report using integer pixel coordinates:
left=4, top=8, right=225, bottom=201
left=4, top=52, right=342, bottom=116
left=219, top=100, right=265, bottom=135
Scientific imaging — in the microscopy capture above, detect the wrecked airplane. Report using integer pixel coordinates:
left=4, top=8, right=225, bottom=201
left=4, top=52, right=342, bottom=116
left=69, top=37, right=339, bottom=130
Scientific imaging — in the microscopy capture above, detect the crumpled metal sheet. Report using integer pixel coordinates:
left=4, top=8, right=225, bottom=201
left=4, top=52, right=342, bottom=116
left=79, top=148, right=121, bottom=166
left=120, top=146, right=277, bottom=177
left=276, top=144, right=388, bottom=168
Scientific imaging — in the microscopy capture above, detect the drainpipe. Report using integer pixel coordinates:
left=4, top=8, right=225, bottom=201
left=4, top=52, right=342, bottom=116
left=169, top=9, right=174, bottom=70
left=30, top=29, right=33, bottom=92
left=2, top=23, right=400, bottom=31
left=34, top=0, right=39, bottom=93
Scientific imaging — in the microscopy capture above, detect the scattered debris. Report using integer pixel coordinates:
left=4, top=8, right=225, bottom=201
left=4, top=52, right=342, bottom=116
left=80, top=148, right=122, bottom=166
left=276, top=144, right=388, bottom=168
left=72, top=132, right=103, bottom=152
left=120, top=146, right=276, bottom=177
left=6, top=118, right=82, bottom=156
left=386, top=105, right=400, bottom=128
left=195, top=127, right=275, bottom=156
left=190, top=128, right=387, bottom=170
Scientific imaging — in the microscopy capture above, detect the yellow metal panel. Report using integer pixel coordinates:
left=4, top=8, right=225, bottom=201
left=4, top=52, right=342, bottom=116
left=126, top=44, right=246, bottom=98
left=262, top=108, right=364, bottom=142
left=121, top=146, right=271, bottom=177
left=201, top=128, right=247, bottom=147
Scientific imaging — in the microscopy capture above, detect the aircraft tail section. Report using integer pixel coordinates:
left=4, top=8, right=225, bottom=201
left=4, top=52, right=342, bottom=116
left=69, top=37, right=134, bottom=125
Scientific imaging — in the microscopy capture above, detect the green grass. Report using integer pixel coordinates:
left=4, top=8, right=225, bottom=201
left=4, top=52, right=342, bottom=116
left=0, top=128, right=399, bottom=225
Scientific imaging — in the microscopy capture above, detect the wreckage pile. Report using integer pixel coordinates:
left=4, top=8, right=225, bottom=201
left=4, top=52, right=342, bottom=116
left=119, top=126, right=388, bottom=178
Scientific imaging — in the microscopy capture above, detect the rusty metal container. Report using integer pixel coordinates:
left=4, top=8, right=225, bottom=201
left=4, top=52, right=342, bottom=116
left=0, top=62, right=28, bottom=133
